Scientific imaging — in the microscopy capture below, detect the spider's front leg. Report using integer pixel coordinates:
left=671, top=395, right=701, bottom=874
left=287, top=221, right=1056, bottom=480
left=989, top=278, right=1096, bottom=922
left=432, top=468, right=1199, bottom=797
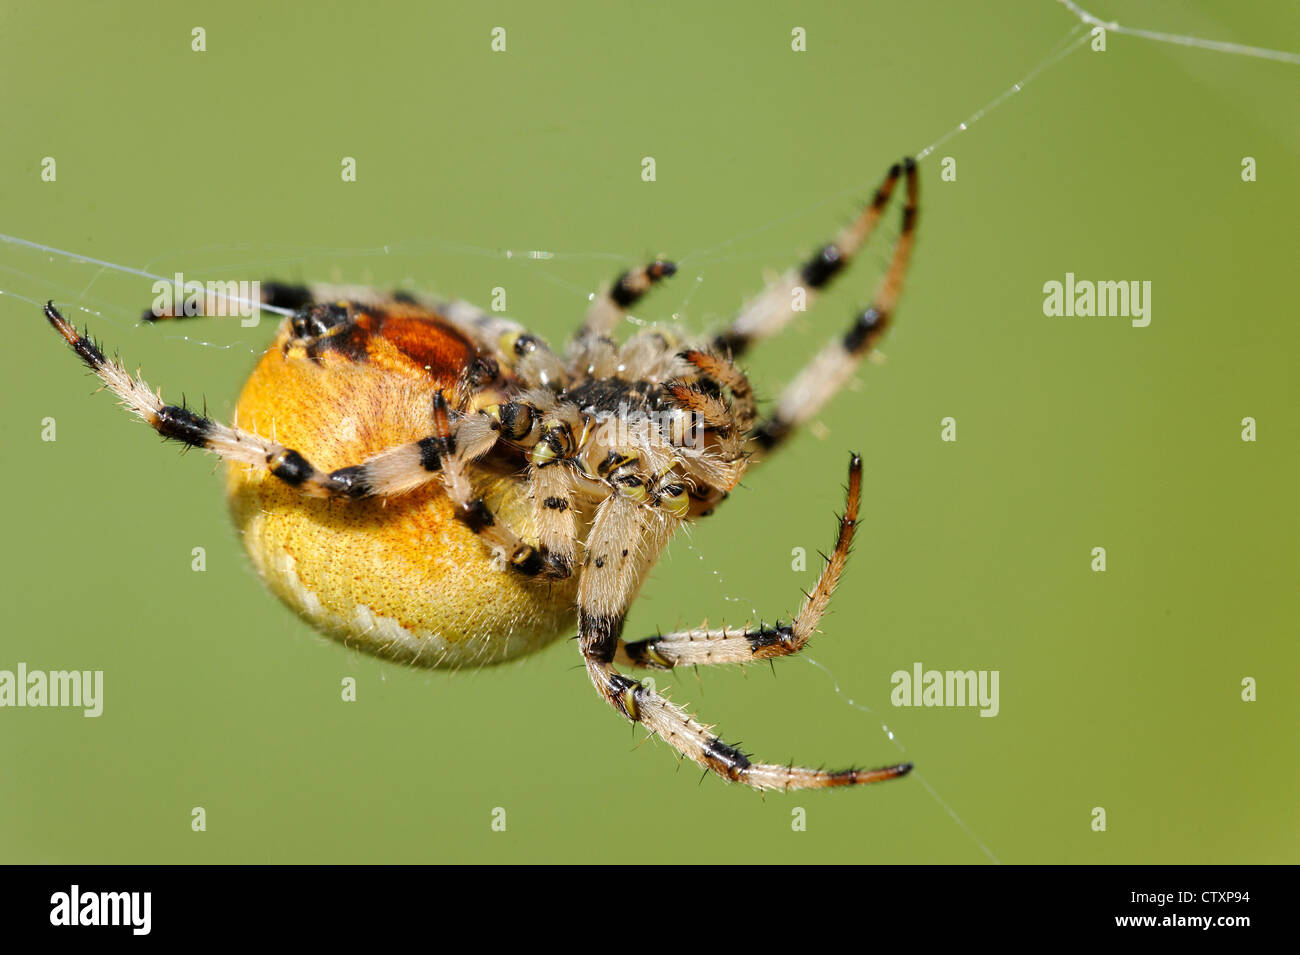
left=567, top=259, right=676, bottom=369
left=617, top=452, right=863, bottom=669
left=749, top=160, right=918, bottom=461
left=576, top=457, right=911, bottom=791
left=710, top=160, right=908, bottom=357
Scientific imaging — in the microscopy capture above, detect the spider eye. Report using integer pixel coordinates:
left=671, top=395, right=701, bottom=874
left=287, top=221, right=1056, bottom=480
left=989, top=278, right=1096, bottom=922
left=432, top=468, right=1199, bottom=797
left=499, top=331, right=541, bottom=359
left=617, top=474, right=647, bottom=502
left=658, top=483, right=689, bottom=518
left=597, top=450, right=638, bottom=478
left=466, top=354, right=499, bottom=386
left=496, top=401, right=534, bottom=440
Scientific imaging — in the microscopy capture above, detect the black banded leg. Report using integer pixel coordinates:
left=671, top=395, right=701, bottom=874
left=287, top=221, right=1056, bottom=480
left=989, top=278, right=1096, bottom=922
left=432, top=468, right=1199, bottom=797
left=749, top=158, right=918, bottom=461
left=259, top=281, right=314, bottom=311
left=428, top=391, right=571, bottom=580
left=711, top=161, right=907, bottom=358
left=139, top=279, right=313, bottom=323
left=585, top=638, right=912, bottom=791
left=45, top=301, right=333, bottom=481
left=42, top=303, right=534, bottom=514
left=46, top=303, right=374, bottom=497
left=531, top=464, right=579, bottom=578
left=47, top=302, right=564, bottom=583
left=617, top=452, right=863, bottom=669
left=164, top=279, right=570, bottom=390
left=576, top=463, right=910, bottom=791
left=568, top=259, right=676, bottom=361
left=265, top=402, right=504, bottom=502
left=586, top=632, right=913, bottom=793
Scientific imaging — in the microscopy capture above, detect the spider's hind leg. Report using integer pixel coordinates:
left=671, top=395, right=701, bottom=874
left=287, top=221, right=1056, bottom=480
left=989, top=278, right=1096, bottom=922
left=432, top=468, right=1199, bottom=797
left=45, top=301, right=345, bottom=486
left=43, top=303, right=570, bottom=579
left=47, top=302, right=453, bottom=495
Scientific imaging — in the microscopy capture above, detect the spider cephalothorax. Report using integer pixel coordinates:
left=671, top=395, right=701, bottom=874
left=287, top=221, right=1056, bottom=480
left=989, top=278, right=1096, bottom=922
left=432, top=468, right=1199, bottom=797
left=44, top=159, right=918, bottom=791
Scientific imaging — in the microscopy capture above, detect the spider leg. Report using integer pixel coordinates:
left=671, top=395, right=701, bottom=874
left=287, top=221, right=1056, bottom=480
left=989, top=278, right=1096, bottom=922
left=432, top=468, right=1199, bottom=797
left=45, top=301, right=347, bottom=483
left=43, top=303, right=569, bottom=579
left=145, top=281, right=571, bottom=390
left=710, top=160, right=908, bottom=358
left=568, top=259, right=676, bottom=364
left=47, top=301, right=481, bottom=497
left=136, top=278, right=306, bottom=323
left=675, top=348, right=757, bottom=435
left=576, top=459, right=911, bottom=791
left=530, top=462, right=580, bottom=573
left=748, top=159, right=918, bottom=462
left=618, top=452, right=861, bottom=668
left=428, top=391, right=572, bottom=578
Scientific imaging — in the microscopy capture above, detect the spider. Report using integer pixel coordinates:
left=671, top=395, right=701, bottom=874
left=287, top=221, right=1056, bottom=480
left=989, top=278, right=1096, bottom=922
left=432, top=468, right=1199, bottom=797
left=43, top=158, right=918, bottom=792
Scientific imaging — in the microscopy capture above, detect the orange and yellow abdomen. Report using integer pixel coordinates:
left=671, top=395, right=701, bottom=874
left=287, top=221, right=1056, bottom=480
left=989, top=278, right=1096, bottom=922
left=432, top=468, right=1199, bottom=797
left=225, top=310, right=578, bottom=668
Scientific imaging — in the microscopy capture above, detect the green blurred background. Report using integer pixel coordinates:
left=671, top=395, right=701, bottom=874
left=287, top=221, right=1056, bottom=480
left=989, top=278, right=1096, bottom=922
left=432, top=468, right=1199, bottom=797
left=2, top=0, right=1296, bottom=863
